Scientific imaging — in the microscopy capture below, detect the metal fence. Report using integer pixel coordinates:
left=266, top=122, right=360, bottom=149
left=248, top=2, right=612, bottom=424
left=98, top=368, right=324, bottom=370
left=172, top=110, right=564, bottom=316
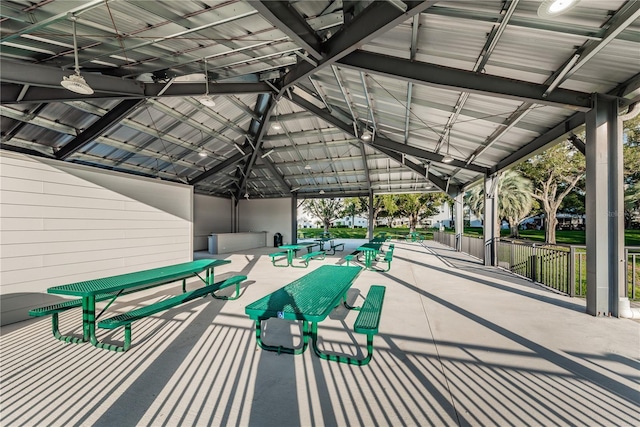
left=433, top=231, right=485, bottom=262
left=431, top=232, right=640, bottom=300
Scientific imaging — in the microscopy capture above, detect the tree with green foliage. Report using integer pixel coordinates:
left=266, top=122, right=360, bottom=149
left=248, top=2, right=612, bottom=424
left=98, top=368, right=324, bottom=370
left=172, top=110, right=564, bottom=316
left=303, top=198, right=344, bottom=232
left=517, top=141, right=585, bottom=244
left=357, top=195, right=397, bottom=228
left=395, top=193, right=448, bottom=232
left=342, top=198, right=361, bottom=229
left=465, top=170, right=533, bottom=237
left=624, top=113, right=640, bottom=228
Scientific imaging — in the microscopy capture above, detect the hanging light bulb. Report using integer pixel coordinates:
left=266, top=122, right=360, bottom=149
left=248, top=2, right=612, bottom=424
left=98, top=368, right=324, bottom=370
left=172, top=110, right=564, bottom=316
left=199, top=58, right=215, bottom=107
left=442, top=127, right=454, bottom=163
left=60, top=17, right=94, bottom=95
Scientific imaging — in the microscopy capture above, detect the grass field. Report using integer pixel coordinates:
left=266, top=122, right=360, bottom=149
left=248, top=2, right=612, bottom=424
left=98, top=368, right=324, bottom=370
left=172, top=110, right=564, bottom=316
left=298, top=227, right=640, bottom=246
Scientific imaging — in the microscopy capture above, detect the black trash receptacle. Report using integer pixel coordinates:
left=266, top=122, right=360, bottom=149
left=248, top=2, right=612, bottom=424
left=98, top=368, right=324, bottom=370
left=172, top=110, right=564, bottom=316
left=274, top=232, right=283, bottom=247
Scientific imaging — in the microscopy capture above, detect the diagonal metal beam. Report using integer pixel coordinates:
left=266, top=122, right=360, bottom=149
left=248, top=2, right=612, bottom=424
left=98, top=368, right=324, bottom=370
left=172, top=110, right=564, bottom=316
left=289, top=90, right=458, bottom=193
left=560, top=1, right=640, bottom=84
left=280, top=1, right=437, bottom=91
left=568, top=134, right=586, bottom=155
left=249, top=1, right=323, bottom=60
left=337, top=51, right=593, bottom=111
left=236, top=94, right=277, bottom=200
left=56, top=99, right=145, bottom=160
left=259, top=152, right=291, bottom=192
left=489, top=112, right=586, bottom=175
left=189, top=152, right=248, bottom=185
left=370, top=136, right=487, bottom=174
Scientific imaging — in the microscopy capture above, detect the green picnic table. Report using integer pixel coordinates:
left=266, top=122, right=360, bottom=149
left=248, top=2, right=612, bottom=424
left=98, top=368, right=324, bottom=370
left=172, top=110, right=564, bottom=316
left=357, top=242, right=383, bottom=270
left=245, top=265, right=387, bottom=365
left=38, top=259, right=231, bottom=351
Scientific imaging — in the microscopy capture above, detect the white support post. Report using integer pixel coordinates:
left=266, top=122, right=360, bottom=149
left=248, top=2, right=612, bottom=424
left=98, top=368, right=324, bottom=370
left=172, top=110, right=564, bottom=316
left=368, top=190, right=374, bottom=240
left=291, top=193, right=298, bottom=244
left=454, top=192, right=464, bottom=252
left=585, top=94, right=624, bottom=317
left=483, top=173, right=499, bottom=266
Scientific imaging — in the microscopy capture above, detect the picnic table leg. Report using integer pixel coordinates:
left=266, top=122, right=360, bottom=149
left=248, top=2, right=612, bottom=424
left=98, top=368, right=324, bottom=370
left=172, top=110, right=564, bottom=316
left=83, top=295, right=130, bottom=352
left=310, top=322, right=373, bottom=366
left=51, top=313, right=87, bottom=344
left=254, top=319, right=309, bottom=355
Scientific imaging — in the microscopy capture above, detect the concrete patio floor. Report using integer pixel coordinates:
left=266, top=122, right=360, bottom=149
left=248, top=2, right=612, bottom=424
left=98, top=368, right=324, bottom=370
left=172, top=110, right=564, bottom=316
left=1, top=239, right=638, bottom=426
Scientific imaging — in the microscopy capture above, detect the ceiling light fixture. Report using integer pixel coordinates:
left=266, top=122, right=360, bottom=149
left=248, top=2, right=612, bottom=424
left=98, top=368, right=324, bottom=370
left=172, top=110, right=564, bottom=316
left=442, top=128, right=454, bottom=163
left=60, top=17, right=94, bottom=95
left=199, top=151, right=207, bottom=157
left=319, top=190, right=325, bottom=195
left=361, top=130, right=372, bottom=141
left=272, top=123, right=282, bottom=130
left=304, top=164, right=312, bottom=170
left=537, top=0, right=580, bottom=17
left=199, top=58, right=216, bottom=107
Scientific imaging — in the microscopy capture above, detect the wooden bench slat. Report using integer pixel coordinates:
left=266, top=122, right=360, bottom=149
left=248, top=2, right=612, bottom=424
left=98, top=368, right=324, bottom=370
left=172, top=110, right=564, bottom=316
left=354, top=285, right=386, bottom=335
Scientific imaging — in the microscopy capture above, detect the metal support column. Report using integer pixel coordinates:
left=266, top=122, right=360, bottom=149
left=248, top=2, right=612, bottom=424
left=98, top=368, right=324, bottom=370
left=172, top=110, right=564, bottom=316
left=232, top=196, right=239, bottom=233
left=454, top=192, right=464, bottom=252
left=585, top=94, right=624, bottom=317
left=368, top=190, right=374, bottom=240
left=483, top=173, right=499, bottom=266
left=291, top=193, right=298, bottom=245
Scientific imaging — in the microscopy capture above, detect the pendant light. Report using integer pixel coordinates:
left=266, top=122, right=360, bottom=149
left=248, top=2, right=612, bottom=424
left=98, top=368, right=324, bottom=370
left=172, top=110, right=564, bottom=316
left=199, top=58, right=216, bottom=107
left=442, top=127, right=454, bottom=163
left=60, top=17, right=94, bottom=95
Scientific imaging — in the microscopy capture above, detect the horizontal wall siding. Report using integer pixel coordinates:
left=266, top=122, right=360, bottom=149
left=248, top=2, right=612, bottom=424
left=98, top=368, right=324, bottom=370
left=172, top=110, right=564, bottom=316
left=0, top=153, right=193, bottom=325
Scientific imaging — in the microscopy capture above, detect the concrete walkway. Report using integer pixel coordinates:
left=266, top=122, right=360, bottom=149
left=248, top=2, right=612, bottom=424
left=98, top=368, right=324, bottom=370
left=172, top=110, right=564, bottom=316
left=1, top=239, right=638, bottom=426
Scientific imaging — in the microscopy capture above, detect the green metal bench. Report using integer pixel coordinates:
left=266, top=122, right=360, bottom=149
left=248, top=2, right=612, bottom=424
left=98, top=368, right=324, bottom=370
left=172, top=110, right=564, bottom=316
left=29, top=273, right=210, bottom=343
left=344, top=250, right=360, bottom=266
left=294, top=250, right=325, bottom=268
left=97, top=275, right=246, bottom=352
left=312, top=284, right=386, bottom=366
left=326, top=242, right=345, bottom=255
left=268, top=251, right=288, bottom=267
left=381, top=244, right=395, bottom=272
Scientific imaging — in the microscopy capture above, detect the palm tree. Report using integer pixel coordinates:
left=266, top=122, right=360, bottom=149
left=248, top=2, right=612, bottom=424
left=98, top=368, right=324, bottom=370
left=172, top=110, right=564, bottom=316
left=465, top=170, right=533, bottom=237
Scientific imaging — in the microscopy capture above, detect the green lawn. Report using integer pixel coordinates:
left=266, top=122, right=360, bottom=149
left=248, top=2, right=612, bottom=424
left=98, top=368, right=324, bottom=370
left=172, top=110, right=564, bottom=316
left=460, top=227, right=640, bottom=246
left=298, top=227, right=640, bottom=246
left=298, top=227, right=435, bottom=240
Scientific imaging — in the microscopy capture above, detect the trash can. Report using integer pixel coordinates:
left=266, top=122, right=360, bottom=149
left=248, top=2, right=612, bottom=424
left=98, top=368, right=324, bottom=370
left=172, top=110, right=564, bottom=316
left=273, top=232, right=283, bottom=247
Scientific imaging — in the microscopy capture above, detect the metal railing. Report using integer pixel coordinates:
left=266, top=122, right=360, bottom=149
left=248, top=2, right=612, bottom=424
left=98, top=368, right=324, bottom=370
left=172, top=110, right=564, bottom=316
left=570, top=246, right=639, bottom=299
left=432, top=232, right=640, bottom=300
left=433, top=231, right=485, bottom=262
